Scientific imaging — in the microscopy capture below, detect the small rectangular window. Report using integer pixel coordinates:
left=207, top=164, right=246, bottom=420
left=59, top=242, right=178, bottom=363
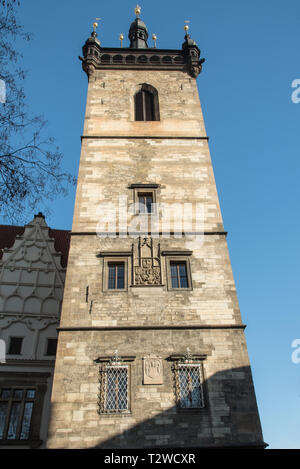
left=130, top=185, right=158, bottom=216
left=8, top=337, right=23, bottom=355
left=170, top=261, right=188, bottom=289
left=138, top=193, right=153, bottom=213
left=108, top=263, right=125, bottom=290
left=45, top=338, right=58, bottom=356
left=102, top=256, right=129, bottom=293
left=164, top=253, right=193, bottom=291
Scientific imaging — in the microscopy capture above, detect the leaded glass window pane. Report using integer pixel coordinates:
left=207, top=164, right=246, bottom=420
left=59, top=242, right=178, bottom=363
left=177, top=365, right=205, bottom=409
left=100, top=365, right=129, bottom=413
left=105, top=366, right=128, bottom=411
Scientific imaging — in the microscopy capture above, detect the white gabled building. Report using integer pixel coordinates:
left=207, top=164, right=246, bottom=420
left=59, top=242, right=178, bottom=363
left=0, top=213, right=70, bottom=448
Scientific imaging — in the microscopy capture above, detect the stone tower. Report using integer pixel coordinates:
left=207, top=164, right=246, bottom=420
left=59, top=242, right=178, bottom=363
left=47, top=10, right=266, bottom=449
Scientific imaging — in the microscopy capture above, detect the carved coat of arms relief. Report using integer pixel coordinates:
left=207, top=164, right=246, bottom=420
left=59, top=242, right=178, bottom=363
left=143, top=354, right=163, bottom=384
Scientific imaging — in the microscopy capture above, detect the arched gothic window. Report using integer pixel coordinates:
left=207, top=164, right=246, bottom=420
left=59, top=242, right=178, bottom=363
left=134, top=84, right=160, bottom=121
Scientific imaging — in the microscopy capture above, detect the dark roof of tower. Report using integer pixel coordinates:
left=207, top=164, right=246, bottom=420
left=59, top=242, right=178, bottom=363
left=129, top=17, right=148, bottom=33
left=128, top=15, right=149, bottom=49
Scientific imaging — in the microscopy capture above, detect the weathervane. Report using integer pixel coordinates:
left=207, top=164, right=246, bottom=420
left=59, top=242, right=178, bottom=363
left=184, top=20, right=190, bottom=33
left=135, top=4, right=141, bottom=17
left=93, top=17, right=101, bottom=33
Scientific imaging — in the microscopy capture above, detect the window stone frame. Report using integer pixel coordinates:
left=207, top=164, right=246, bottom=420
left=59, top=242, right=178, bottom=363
left=44, top=338, right=58, bottom=357
left=169, top=355, right=210, bottom=415
left=162, top=251, right=193, bottom=291
left=100, top=253, right=131, bottom=293
left=129, top=183, right=159, bottom=216
left=134, top=83, right=160, bottom=122
left=95, top=355, right=135, bottom=417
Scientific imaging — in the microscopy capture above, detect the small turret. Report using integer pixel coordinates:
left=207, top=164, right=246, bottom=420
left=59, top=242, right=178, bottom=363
left=128, top=5, right=149, bottom=49
left=80, top=21, right=101, bottom=78
left=181, top=22, right=205, bottom=78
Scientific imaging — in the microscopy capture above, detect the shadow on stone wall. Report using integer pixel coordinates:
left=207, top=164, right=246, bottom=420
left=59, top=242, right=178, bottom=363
left=84, top=365, right=268, bottom=450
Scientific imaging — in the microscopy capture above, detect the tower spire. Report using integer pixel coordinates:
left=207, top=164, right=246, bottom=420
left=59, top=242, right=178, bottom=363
left=128, top=5, right=149, bottom=48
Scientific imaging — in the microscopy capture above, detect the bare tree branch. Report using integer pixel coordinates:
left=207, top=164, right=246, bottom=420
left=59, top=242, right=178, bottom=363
left=0, top=1, right=76, bottom=223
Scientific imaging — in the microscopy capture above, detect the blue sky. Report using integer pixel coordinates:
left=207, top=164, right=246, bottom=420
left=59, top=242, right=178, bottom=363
left=2, top=0, right=300, bottom=448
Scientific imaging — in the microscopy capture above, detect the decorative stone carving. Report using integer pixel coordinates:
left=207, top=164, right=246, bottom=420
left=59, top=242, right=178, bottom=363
left=143, top=354, right=163, bottom=385
left=133, top=237, right=162, bottom=286
left=135, top=259, right=161, bottom=286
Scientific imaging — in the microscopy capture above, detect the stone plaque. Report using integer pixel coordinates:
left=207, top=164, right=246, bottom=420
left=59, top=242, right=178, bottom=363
left=143, top=355, right=163, bottom=385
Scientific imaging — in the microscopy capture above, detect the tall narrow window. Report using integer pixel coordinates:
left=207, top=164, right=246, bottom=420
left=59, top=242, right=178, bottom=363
left=99, top=365, right=129, bottom=414
left=170, top=261, right=188, bottom=289
left=177, top=365, right=205, bottom=409
left=134, top=84, right=159, bottom=121
left=108, top=263, right=125, bottom=290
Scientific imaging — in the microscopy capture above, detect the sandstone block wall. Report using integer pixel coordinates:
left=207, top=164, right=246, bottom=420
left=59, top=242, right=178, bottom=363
left=47, top=68, right=264, bottom=448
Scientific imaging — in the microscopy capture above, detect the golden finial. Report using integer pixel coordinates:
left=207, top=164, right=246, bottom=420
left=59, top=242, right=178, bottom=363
left=119, top=33, right=124, bottom=47
left=93, top=17, right=101, bottom=32
left=152, top=34, right=157, bottom=48
left=135, top=4, right=141, bottom=17
left=184, top=20, right=190, bottom=32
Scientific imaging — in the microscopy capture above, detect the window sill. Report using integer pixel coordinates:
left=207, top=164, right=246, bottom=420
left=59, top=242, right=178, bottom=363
left=98, top=411, right=131, bottom=417
left=0, top=439, right=43, bottom=448
left=104, top=289, right=128, bottom=293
